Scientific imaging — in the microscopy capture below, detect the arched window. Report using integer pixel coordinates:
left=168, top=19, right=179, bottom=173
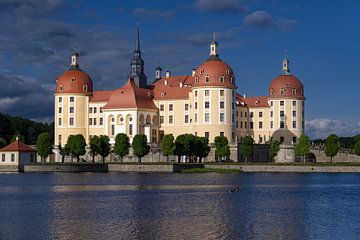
left=292, top=88, right=297, bottom=95
left=219, top=76, right=225, bottom=83
left=59, top=85, right=63, bottom=91
left=71, top=77, right=76, bottom=82
left=226, top=69, right=230, bottom=75
left=83, top=85, right=88, bottom=91
left=205, top=75, right=210, bottom=83
left=280, top=88, right=285, bottom=94
left=195, top=77, right=199, bottom=83
left=230, top=76, right=234, bottom=84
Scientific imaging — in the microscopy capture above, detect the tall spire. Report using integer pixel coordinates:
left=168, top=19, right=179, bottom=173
left=135, top=22, right=140, bottom=53
left=209, top=32, right=219, bottom=60
left=129, top=22, right=147, bottom=88
left=282, top=50, right=290, bottom=75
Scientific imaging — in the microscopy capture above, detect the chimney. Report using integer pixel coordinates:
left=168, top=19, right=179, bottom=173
left=165, top=71, right=171, bottom=78
left=192, top=69, right=196, bottom=76
left=164, top=80, right=168, bottom=86
left=180, top=82, right=183, bottom=88
left=243, top=94, right=246, bottom=98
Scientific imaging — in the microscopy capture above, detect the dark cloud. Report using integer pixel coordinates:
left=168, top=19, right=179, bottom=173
left=195, top=0, right=247, bottom=13
left=244, top=10, right=298, bottom=31
left=132, top=8, right=175, bottom=19
left=0, top=72, right=53, bottom=120
left=163, top=27, right=242, bottom=46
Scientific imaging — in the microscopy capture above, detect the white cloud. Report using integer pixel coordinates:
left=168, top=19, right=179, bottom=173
left=306, top=118, right=360, bottom=139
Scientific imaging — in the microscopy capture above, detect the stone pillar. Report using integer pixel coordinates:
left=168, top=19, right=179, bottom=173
left=274, top=145, right=295, bottom=163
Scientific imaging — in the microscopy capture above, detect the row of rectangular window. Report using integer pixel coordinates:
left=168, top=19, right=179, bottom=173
left=236, top=120, right=303, bottom=129
left=89, top=118, right=104, bottom=126
left=1, top=153, right=15, bottom=162
left=89, top=107, right=103, bottom=113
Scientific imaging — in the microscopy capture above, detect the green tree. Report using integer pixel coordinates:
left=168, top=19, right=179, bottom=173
left=11, top=133, right=24, bottom=142
left=161, top=134, right=174, bottom=162
left=174, top=134, right=196, bottom=163
left=269, top=140, right=281, bottom=162
left=0, top=137, right=6, bottom=148
left=89, top=135, right=100, bottom=163
left=65, top=134, right=86, bottom=162
left=98, top=135, right=111, bottom=163
left=325, top=134, right=340, bottom=163
left=354, top=134, right=360, bottom=144
left=36, top=132, right=53, bottom=163
left=132, top=134, right=150, bottom=163
left=214, top=136, right=230, bottom=162
left=114, top=133, right=130, bottom=162
left=58, top=144, right=69, bottom=163
left=354, top=141, right=360, bottom=156
left=193, top=136, right=210, bottom=163
left=239, top=136, right=253, bottom=163
left=294, top=134, right=311, bottom=163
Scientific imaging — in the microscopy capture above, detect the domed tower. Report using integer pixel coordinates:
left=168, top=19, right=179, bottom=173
left=268, top=55, right=305, bottom=145
left=54, top=51, right=93, bottom=148
left=191, top=37, right=237, bottom=143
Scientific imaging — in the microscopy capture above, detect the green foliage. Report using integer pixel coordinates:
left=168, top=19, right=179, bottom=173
left=239, top=136, right=253, bottom=162
left=98, top=135, right=111, bottom=162
left=214, top=136, right=230, bottom=161
left=325, top=134, right=340, bottom=162
left=89, top=136, right=100, bottom=163
left=0, top=137, right=6, bottom=148
left=11, top=133, right=24, bottom=142
left=161, top=134, right=175, bottom=161
left=65, top=134, right=86, bottom=162
left=354, top=134, right=360, bottom=144
left=193, top=136, right=210, bottom=162
left=36, top=132, right=53, bottom=162
left=294, top=134, right=311, bottom=163
left=0, top=113, right=52, bottom=145
left=58, top=144, right=69, bottom=163
left=354, top=141, right=360, bottom=156
left=114, top=133, right=130, bottom=161
left=174, top=134, right=196, bottom=162
left=132, top=134, right=150, bottom=162
left=270, top=140, right=281, bottom=161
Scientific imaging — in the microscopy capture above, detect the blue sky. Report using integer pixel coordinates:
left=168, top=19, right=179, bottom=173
left=0, top=0, right=360, bottom=139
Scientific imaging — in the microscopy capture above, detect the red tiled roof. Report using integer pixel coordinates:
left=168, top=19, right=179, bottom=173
left=193, top=59, right=236, bottom=88
left=56, top=69, right=93, bottom=95
left=269, top=74, right=304, bottom=99
left=152, top=76, right=193, bottom=100
left=103, top=78, right=157, bottom=110
left=90, top=90, right=113, bottom=102
left=235, top=93, right=269, bottom=108
left=0, top=140, right=36, bottom=152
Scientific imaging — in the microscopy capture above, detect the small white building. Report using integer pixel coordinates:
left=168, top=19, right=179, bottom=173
left=0, top=139, right=36, bottom=171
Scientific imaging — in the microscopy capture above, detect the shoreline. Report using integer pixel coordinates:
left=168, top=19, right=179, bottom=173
left=0, top=162, right=359, bottom=173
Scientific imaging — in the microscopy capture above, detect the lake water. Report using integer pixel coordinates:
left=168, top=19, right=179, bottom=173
left=1, top=173, right=360, bottom=240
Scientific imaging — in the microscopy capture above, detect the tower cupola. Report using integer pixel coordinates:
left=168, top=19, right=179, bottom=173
left=70, top=51, right=79, bottom=69
left=282, top=53, right=290, bottom=75
left=209, top=32, right=219, bottom=59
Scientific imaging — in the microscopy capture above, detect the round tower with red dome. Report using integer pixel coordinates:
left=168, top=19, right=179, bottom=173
left=54, top=51, right=93, bottom=148
left=268, top=55, right=305, bottom=145
left=191, top=37, right=237, bottom=142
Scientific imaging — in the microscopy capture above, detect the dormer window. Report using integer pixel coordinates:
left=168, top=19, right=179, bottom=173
left=280, top=88, right=285, bottom=94
left=270, top=89, right=274, bottom=95
left=301, top=88, right=304, bottom=95
left=71, top=77, right=76, bottom=83
left=161, top=92, right=165, bottom=97
left=219, top=76, right=225, bottom=83
left=59, top=85, right=63, bottom=91
left=286, top=83, right=290, bottom=87
left=83, top=85, right=88, bottom=92
left=195, top=77, right=199, bottom=83
left=226, top=69, right=230, bottom=75
left=230, top=76, right=234, bottom=84
left=292, top=88, right=297, bottom=95
left=200, top=69, right=204, bottom=75
left=205, top=75, right=210, bottom=83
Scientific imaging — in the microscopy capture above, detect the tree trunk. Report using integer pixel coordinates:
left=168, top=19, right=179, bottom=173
left=139, top=157, right=141, bottom=163
left=92, top=155, right=95, bottom=163
left=62, top=155, right=65, bottom=163
left=77, top=156, right=80, bottom=163
left=167, top=155, right=169, bottom=163
left=330, top=156, right=333, bottom=163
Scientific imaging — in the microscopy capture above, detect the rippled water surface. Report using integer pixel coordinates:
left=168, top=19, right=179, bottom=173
left=1, top=172, right=360, bottom=240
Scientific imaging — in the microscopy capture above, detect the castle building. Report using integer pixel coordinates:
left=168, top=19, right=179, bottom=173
left=54, top=27, right=305, bottom=150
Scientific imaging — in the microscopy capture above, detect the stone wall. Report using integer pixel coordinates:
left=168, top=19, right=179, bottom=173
left=24, top=163, right=108, bottom=172
left=311, top=148, right=360, bottom=163
left=205, top=164, right=360, bottom=173
left=0, top=165, right=18, bottom=172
